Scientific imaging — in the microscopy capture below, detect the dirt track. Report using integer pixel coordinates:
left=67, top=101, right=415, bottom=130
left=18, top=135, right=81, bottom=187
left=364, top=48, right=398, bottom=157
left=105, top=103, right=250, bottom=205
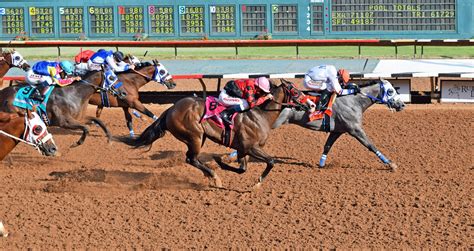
left=0, top=104, right=472, bottom=249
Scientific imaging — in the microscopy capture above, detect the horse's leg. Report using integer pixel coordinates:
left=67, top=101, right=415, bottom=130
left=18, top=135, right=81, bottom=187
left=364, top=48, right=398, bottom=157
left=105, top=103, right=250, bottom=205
left=348, top=129, right=397, bottom=171
left=185, top=141, right=223, bottom=188
left=60, top=119, right=90, bottom=147
left=319, top=132, right=343, bottom=168
left=213, top=151, right=247, bottom=174
left=95, top=105, right=103, bottom=118
left=131, top=100, right=158, bottom=120
left=122, top=107, right=135, bottom=137
left=247, top=146, right=275, bottom=188
left=84, top=117, right=112, bottom=143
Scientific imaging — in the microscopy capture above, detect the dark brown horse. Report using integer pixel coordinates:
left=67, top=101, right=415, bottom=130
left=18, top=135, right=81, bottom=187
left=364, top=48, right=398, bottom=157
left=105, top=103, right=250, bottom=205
left=0, top=71, right=111, bottom=146
left=0, top=49, right=30, bottom=78
left=121, top=80, right=303, bottom=188
left=0, top=108, right=57, bottom=160
left=89, top=60, right=176, bottom=136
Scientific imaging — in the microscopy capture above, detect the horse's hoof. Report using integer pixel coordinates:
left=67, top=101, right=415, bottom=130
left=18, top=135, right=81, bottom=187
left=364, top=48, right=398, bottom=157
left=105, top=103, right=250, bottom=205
left=253, top=182, right=262, bottom=190
left=70, top=142, right=81, bottom=148
left=213, top=175, right=223, bottom=188
left=389, top=162, right=398, bottom=172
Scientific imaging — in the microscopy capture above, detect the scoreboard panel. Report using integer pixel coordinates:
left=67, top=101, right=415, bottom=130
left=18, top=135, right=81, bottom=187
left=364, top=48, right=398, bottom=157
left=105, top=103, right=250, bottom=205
left=179, top=6, right=205, bottom=35
left=1, top=7, right=25, bottom=35
left=331, top=0, right=456, bottom=32
left=241, top=5, right=267, bottom=33
left=149, top=6, right=175, bottom=35
left=0, top=0, right=471, bottom=39
left=118, top=6, right=145, bottom=35
left=89, top=6, right=114, bottom=36
left=59, top=7, right=84, bottom=35
left=210, top=5, right=236, bottom=34
left=29, top=7, right=54, bottom=36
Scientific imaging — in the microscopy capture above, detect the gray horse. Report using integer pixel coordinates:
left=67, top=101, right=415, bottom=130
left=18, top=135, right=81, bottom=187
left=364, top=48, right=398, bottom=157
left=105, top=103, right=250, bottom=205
left=272, top=79, right=405, bottom=171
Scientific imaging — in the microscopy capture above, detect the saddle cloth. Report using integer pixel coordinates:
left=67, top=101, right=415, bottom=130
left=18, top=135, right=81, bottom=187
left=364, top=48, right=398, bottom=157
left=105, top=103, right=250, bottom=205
left=12, top=85, right=55, bottom=123
left=201, top=96, right=236, bottom=129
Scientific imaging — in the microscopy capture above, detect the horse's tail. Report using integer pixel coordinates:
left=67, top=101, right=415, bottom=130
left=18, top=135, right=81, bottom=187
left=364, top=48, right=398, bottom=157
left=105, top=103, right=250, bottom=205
left=131, top=109, right=169, bottom=148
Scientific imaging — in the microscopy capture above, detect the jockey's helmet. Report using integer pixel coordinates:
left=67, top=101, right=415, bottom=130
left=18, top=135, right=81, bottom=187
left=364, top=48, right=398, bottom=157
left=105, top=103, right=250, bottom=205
left=255, top=77, right=271, bottom=93
left=337, top=68, right=350, bottom=85
left=113, top=51, right=125, bottom=62
left=59, top=60, right=74, bottom=75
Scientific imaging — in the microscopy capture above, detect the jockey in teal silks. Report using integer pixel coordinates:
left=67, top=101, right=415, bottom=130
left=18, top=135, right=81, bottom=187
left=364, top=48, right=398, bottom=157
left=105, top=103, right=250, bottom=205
left=86, top=49, right=135, bottom=92
left=26, top=60, right=81, bottom=101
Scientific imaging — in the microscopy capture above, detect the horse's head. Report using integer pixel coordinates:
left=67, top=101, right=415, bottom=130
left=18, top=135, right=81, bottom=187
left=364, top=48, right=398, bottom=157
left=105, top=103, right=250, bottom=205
left=22, top=108, right=57, bottom=156
left=2, top=49, right=30, bottom=71
left=124, top=54, right=142, bottom=65
left=363, top=79, right=405, bottom=112
left=152, top=59, right=176, bottom=90
left=273, top=79, right=309, bottom=111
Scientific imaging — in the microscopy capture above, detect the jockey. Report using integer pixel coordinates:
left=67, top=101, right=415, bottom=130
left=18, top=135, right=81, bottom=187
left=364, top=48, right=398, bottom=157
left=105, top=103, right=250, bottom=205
left=303, top=65, right=360, bottom=116
left=218, top=77, right=274, bottom=125
left=86, top=49, right=135, bottom=91
left=26, top=60, right=81, bottom=101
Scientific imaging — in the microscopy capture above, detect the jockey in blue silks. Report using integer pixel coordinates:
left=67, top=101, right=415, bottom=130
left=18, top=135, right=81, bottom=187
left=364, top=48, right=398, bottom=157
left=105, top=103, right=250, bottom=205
left=86, top=49, right=135, bottom=91
left=26, top=60, right=81, bottom=101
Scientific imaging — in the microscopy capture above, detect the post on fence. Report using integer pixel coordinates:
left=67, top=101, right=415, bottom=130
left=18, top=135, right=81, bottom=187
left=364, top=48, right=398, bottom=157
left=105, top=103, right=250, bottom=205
left=413, top=45, right=417, bottom=59
left=57, top=46, right=61, bottom=60
left=421, top=45, right=424, bottom=59
left=358, top=45, right=361, bottom=59
left=395, top=45, right=398, bottom=59
left=296, top=45, right=299, bottom=59
left=216, top=78, right=222, bottom=92
left=235, top=46, right=238, bottom=59
left=174, top=46, right=178, bottom=59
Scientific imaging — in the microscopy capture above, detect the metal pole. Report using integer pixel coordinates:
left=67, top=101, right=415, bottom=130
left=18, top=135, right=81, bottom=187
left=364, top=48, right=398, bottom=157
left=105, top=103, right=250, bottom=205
left=174, top=46, right=178, bottom=59
left=395, top=45, right=398, bottom=59
left=421, top=45, right=424, bottom=59
left=358, top=45, right=361, bottom=59
left=57, top=46, right=61, bottom=60
left=414, top=45, right=417, bottom=59
left=296, top=45, right=299, bottom=59
left=217, top=78, right=222, bottom=91
left=235, top=46, right=238, bottom=59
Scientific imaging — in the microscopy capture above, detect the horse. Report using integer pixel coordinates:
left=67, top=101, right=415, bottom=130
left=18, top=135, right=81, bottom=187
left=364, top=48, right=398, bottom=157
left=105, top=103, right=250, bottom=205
left=0, top=49, right=30, bottom=78
left=119, top=79, right=304, bottom=188
left=272, top=79, right=406, bottom=171
left=0, top=70, right=111, bottom=146
left=88, top=59, right=177, bottom=136
left=0, top=108, right=57, bottom=161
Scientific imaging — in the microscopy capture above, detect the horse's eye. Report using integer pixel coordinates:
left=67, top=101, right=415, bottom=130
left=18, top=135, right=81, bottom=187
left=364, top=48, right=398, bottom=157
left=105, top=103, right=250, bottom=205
left=33, top=125, right=43, bottom=135
left=159, top=70, right=166, bottom=75
left=387, top=89, right=394, bottom=96
left=14, top=56, right=20, bottom=61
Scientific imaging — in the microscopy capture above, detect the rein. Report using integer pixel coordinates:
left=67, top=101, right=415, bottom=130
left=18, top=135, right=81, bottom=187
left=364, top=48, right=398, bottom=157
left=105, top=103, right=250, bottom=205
left=131, top=68, right=152, bottom=81
left=0, top=129, right=37, bottom=148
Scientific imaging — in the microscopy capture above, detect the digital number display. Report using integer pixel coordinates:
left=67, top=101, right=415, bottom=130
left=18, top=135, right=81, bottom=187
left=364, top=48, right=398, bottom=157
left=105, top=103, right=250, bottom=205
left=241, top=5, right=266, bottom=33
left=210, top=5, right=235, bottom=33
left=331, top=0, right=456, bottom=31
left=272, top=5, right=297, bottom=33
left=59, top=7, right=84, bottom=34
left=179, top=6, right=204, bottom=34
left=311, top=4, right=324, bottom=32
left=149, top=6, right=174, bottom=34
left=89, top=6, right=114, bottom=34
left=119, top=6, right=144, bottom=34
left=29, top=7, right=54, bottom=35
left=1, top=8, right=25, bottom=34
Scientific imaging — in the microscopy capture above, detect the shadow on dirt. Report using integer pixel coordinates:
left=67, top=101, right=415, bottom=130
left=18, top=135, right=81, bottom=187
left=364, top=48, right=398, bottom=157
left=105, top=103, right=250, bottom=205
left=44, top=169, right=205, bottom=194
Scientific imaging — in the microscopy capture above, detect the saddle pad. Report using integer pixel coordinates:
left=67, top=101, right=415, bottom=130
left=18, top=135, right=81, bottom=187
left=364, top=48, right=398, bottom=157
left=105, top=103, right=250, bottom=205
left=12, top=85, right=55, bottom=114
left=201, top=96, right=236, bottom=129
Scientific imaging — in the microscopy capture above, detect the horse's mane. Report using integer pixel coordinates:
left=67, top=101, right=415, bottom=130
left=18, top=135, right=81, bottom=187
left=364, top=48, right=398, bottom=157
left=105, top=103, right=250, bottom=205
left=1, top=49, right=14, bottom=55
left=0, top=112, right=17, bottom=123
left=358, top=80, right=380, bottom=88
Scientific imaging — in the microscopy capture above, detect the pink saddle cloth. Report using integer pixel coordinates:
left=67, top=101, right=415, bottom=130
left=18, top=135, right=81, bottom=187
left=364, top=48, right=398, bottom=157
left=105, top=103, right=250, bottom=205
left=202, top=96, right=236, bottom=129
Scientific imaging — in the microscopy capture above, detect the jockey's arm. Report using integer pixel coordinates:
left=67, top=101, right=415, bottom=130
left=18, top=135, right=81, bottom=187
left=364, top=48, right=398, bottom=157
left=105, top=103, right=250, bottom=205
left=105, top=55, right=131, bottom=72
left=48, top=66, right=77, bottom=87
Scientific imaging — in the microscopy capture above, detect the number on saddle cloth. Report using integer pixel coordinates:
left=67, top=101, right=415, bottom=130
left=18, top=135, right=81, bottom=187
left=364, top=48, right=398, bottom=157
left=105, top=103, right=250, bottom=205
left=202, top=96, right=232, bottom=128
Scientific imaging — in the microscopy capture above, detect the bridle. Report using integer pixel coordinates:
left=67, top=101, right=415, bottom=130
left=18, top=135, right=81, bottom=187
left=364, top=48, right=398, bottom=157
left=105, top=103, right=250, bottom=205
left=0, top=112, right=54, bottom=153
left=273, top=82, right=309, bottom=111
left=360, top=80, right=399, bottom=110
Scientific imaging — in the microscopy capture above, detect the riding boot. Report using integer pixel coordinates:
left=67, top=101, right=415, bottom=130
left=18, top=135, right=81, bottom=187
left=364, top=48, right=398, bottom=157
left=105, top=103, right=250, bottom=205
left=316, top=90, right=331, bottom=111
left=221, top=105, right=241, bottom=125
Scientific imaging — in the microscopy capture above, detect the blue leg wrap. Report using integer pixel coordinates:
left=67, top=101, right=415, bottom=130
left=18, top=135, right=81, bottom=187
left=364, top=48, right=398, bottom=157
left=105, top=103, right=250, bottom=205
left=132, top=110, right=142, bottom=118
left=319, top=154, right=327, bottom=167
left=129, top=130, right=135, bottom=137
left=376, top=151, right=390, bottom=164
left=229, top=150, right=238, bottom=158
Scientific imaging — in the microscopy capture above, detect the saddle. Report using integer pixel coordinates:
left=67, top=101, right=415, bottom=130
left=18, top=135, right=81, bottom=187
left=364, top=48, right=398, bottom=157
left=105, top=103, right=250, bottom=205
left=12, top=85, right=55, bottom=124
left=201, top=96, right=237, bottom=146
left=302, top=92, right=336, bottom=121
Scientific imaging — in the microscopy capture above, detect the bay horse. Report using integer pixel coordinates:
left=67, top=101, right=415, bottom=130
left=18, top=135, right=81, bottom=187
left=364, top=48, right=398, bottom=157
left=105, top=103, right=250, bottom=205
left=120, top=80, right=304, bottom=188
left=0, top=49, right=30, bottom=78
left=272, top=79, right=405, bottom=171
left=0, top=108, right=57, bottom=161
left=0, top=71, right=111, bottom=146
left=89, top=59, right=177, bottom=136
